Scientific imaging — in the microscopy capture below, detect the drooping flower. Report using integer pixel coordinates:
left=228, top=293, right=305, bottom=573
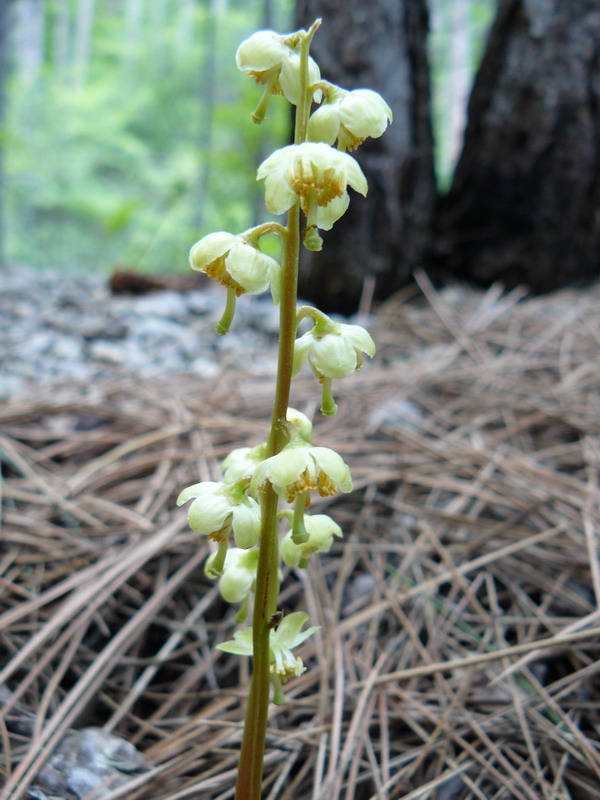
left=250, top=440, right=352, bottom=503
left=235, top=30, right=321, bottom=106
left=189, top=231, right=280, bottom=302
left=177, top=481, right=261, bottom=549
left=281, top=512, right=343, bottom=567
left=222, top=443, right=268, bottom=485
left=257, top=143, right=367, bottom=232
left=217, top=611, right=319, bottom=684
left=308, top=84, right=393, bottom=151
left=205, top=547, right=259, bottom=603
left=293, top=318, right=375, bottom=380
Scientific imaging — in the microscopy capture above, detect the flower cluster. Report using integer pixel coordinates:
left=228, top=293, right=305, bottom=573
left=178, top=20, right=391, bottom=709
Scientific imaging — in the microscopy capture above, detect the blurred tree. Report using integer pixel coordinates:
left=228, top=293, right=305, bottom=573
left=74, top=0, right=96, bottom=90
left=53, top=0, right=70, bottom=81
left=15, top=0, right=43, bottom=86
left=0, top=0, right=16, bottom=269
left=436, top=0, right=600, bottom=291
left=295, top=0, right=436, bottom=313
left=196, top=0, right=219, bottom=228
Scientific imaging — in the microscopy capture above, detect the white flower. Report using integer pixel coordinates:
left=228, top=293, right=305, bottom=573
left=222, top=443, right=267, bottom=485
left=308, top=85, right=392, bottom=151
left=189, top=231, right=281, bottom=302
left=177, top=481, right=260, bottom=548
left=236, top=30, right=321, bottom=105
left=217, top=611, right=319, bottom=681
left=281, top=513, right=343, bottom=567
left=221, top=408, right=312, bottom=485
left=257, top=143, right=367, bottom=231
left=250, top=441, right=352, bottom=502
left=293, top=320, right=375, bottom=380
left=205, top=547, right=259, bottom=603
left=286, top=407, right=313, bottom=443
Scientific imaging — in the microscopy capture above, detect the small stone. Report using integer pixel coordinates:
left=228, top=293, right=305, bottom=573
left=89, top=341, right=126, bottom=364
left=131, top=290, right=189, bottom=319
left=190, top=356, right=220, bottom=378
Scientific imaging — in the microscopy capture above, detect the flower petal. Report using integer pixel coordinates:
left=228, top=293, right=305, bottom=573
left=292, top=332, right=313, bottom=376
left=187, top=494, right=231, bottom=535
left=316, top=193, right=350, bottom=231
left=307, top=103, right=341, bottom=146
left=262, top=176, right=298, bottom=216
left=305, top=513, right=343, bottom=549
left=222, top=445, right=266, bottom=484
left=286, top=407, right=313, bottom=442
left=279, top=53, right=321, bottom=105
left=260, top=446, right=310, bottom=490
left=231, top=501, right=261, bottom=548
left=235, top=31, right=290, bottom=72
left=189, top=232, right=237, bottom=273
left=339, top=89, right=393, bottom=139
left=344, top=157, right=368, bottom=196
left=281, top=532, right=301, bottom=567
left=226, top=242, right=278, bottom=295
left=341, top=323, right=376, bottom=358
left=273, top=611, right=310, bottom=645
left=220, top=568, right=253, bottom=602
left=312, top=447, right=353, bottom=493
left=268, top=258, right=281, bottom=304
left=310, top=334, right=358, bottom=378
left=217, top=626, right=254, bottom=655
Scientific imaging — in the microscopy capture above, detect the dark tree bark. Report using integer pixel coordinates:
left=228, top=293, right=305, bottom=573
left=436, top=0, right=600, bottom=292
left=295, top=0, right=436, bottom=313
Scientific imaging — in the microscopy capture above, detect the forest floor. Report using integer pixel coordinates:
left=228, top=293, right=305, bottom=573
left=2, top=274, right=600, bottom=800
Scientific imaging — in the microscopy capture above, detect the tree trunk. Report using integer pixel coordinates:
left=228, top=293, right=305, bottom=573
left=53, top=0, right=70, bottom=82
left=73, top=0, right=95, bottom=90
left=436, top=0, right=600, bottom=292
left=295, top=0, right=436, bottom=313
left=15, top=0, right=44, bottom=86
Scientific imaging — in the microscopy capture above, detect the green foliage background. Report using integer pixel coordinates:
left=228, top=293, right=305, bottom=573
left=6, top=0, right=293, bottom=274
left=4, top=0, right=495, bottom=274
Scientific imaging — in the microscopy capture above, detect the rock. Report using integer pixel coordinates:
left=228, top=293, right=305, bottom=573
left=0, top=264, right=364, bottom=399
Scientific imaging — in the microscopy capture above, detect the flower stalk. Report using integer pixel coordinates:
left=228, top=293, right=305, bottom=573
left=234, top=25, right=317, bottom=797
left=176, top=16, right=391, bottom=800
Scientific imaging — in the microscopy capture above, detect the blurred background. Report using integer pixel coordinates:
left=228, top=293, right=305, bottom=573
left=0, top=0, right=496, bottom=277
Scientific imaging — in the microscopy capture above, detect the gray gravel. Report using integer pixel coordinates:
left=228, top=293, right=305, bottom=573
left=1, top=265, right=285, bottom=399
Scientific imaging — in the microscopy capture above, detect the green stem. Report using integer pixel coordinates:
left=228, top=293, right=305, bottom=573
left=251, top=70, right=279, bottom=124
left=215, top=288, right=237, bottom=335
left=291, top=493, right=309, bottom=544
left=320, top=377, right=338, bottom=416
left=234, top=24, right=318, bottom=800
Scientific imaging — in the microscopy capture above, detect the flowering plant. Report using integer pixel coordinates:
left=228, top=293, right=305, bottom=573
left=178, top=19, right=391, bottom=800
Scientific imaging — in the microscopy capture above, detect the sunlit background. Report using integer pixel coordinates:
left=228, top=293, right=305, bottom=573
left=3, top=0, right=496, bottom=275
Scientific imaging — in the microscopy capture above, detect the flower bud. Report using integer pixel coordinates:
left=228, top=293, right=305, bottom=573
left=222, top=444, right=267, bottom=485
